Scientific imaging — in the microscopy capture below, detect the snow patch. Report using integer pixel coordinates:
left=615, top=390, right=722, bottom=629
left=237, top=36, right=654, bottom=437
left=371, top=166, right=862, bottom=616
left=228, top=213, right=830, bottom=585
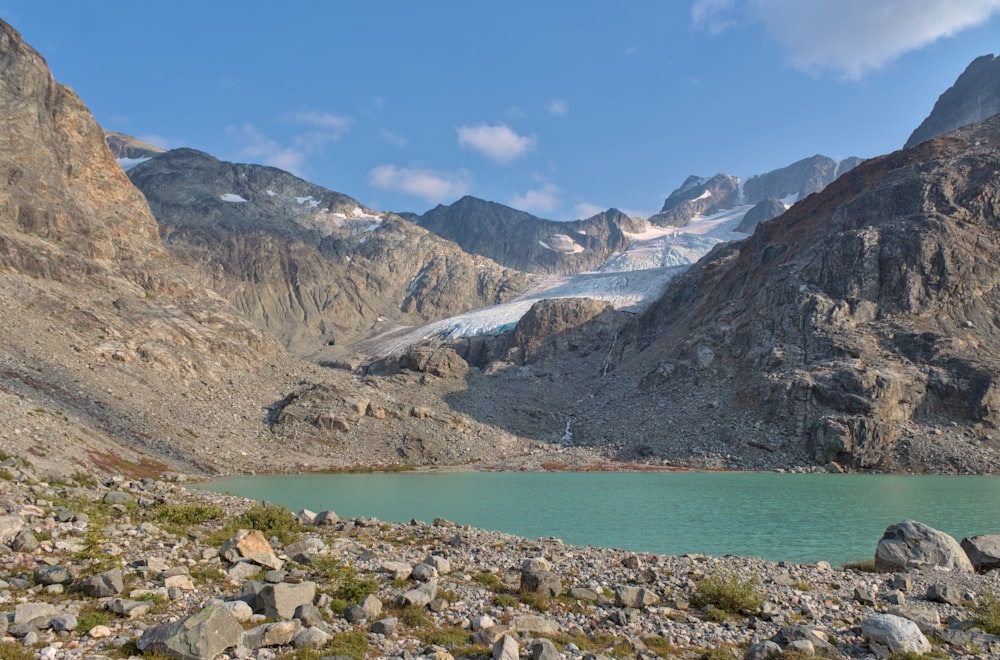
left=117, top=157, right=151, bottom=172
left=220, top=193, right=248, bottom=203
left=266, top=190, right=277, bottom=197
left=781, top=193, right=799, bottom=206
left=693, top=189, right=712, bottom=201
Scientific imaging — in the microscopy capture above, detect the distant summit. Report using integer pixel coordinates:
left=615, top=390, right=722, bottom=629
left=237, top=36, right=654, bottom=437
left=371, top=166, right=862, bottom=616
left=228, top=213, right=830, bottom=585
left=905, top=54, right=1000, bottom=149
left=104, top=131, right=165, bottom=159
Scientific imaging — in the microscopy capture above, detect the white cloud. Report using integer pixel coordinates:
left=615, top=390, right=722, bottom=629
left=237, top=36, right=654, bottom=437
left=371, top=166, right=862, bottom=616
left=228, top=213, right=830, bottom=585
left=289, top=110, right=354, bottom=135
left=573, top=202, right=606, bottom=219
left=368, top=165, right=471, bottom=204
left=510, top=183, right=561, bottom=214
left=547, top=99, right=569, bottom=116
left=226, top=123, right=306, bottom=175
left=691, top=0, right=1000, bottom=79
left=457, top=123, right=536, bottom=163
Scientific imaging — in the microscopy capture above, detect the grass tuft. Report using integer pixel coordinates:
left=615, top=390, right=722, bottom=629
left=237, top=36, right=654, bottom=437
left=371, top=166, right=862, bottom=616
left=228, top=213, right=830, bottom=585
left=690, top=571, right=764, bottom=616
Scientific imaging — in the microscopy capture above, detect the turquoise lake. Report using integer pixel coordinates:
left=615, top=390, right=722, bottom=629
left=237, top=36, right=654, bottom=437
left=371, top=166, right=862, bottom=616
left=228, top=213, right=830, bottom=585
left=197, top=472, right=1000, bottom=566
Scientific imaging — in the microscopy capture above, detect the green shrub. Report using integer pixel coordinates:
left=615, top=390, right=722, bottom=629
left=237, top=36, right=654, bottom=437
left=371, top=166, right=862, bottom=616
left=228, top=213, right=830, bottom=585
left=843, top=558, right=877, bottom=572
left=691, top=571, right=764, bottom=615
left=421, top=626, right=472, bottom=648
left=519, top=591, right=550, bottom=612
left=493, top=593, right=518, bottom=608
left=207, top=503, right=301, bottom=545
left=398, top=604, right=430, bottom=628
left=151, top=503, right=223, bottom=527
left=473, top=571, right=504, bottom=591
left=0, top=642, right=36, bottom=660
left=971, top=591, right=1000, bottom=635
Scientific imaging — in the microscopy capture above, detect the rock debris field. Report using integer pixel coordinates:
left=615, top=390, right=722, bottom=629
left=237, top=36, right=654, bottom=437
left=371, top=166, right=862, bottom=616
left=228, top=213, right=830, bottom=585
left=0, top=459, right=999, bottom=659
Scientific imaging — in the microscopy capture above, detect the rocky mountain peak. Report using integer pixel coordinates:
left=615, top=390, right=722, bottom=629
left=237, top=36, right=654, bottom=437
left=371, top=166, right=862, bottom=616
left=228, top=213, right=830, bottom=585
left=905, top=54, right=1000, bottom=149
left=105, top=131, right=165, bottom=159
left=650, top=173, right=741, bottom=227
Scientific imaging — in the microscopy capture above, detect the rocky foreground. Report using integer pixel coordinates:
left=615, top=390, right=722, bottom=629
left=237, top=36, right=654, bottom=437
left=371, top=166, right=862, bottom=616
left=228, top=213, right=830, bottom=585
left=0, top=460, right=999, bottom=659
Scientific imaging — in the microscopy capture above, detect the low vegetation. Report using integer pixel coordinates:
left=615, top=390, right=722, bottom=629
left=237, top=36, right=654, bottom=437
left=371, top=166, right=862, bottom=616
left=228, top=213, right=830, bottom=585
left=970, top=591, right=1000, bottom=635
left=690, top=571, right=764, bottom=616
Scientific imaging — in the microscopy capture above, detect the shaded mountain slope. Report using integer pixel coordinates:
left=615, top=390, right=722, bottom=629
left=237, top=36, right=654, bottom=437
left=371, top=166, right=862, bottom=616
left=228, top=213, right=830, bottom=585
left=571, top=116, right=1000, bottom=472
left=415, top=196, right=639, bottom=274
left=126, top=150, right=532, bottom=358
left=906, top=54, right=1000, bottom=149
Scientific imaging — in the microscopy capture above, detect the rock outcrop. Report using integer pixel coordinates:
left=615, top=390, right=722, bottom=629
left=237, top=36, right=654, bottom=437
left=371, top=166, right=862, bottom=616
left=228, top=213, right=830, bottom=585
left=735, top=197, right=787, bottom=234
left=905, top=53, right=1000, bottom=149
left=649, top=174, right=741, bottom=228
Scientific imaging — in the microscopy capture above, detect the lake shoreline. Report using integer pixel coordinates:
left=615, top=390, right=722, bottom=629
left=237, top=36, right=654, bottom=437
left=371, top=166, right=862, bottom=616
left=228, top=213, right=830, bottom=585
left=2, top=459, right=998, bottom=658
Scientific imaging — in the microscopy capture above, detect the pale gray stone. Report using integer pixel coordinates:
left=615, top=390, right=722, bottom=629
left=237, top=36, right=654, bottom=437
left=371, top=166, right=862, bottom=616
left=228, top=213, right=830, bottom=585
left=222, top=600, right=253, bottom=622
left=294, top=603, right=323, bottom=627
left=860, top=614, right=931, bottom=657
left=520, top=569, right=562, bottom=597
left=11, top=529, right=37, bottom=552
left=102, top=491, right=133, bottom=505
left=875, top=520, right=973, bottom=573
left=399, top=578, right=437, bottom=607
left=293, top=626, right=332, bottom=649
left=411, top=562, right=437, bottom=581
left=492, top=633, right=519, bottom=660
left=744, top=640, right=782, bottom=660
left=381, top=561, right=412, bottom=580
left=49, top=614, right=76, bottom=632
left=137, top=604, right=243, bottom=660
left=512, top=614, right=558, bottom=635
left=425, top=555, right=451, bottom=574
left=14, top=602, right=58, bottom=625
left=108, top=599, right=152, bottom=619
left=0, top=515, right=25, bottom=544
left=257, top=581, right=316, bottom=620
left=614, top=585, right=659, bottom=609
left=567, top=587, right=599, bottom=601
left=926, top=583, right=963, bottom=605
left=33, top=565, right=72, bottom=586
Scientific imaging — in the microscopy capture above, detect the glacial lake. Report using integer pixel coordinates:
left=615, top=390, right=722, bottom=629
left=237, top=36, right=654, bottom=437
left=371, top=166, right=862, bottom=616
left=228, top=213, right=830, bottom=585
left=197, top=472, right=1000, bottom=566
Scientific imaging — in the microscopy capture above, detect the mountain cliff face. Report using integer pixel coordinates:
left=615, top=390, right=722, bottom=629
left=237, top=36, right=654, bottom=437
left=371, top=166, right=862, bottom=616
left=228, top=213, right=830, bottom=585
left=650, top=174, right=741, bottom=227
left=569, top=116, right=1000, bottom=472
left=905, top=54, right=1000, bottom=149
left=105, top=131, right=165, bottom=159
left=0, top=19, right=297, bottom=475
left=414, top=196, right=639, bottom=274
left=125, top=150, right=532, bottom=358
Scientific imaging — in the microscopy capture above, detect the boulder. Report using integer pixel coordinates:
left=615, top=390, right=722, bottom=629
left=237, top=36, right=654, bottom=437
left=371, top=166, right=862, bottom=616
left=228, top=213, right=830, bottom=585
left=530, top=637, right=560, bottom=660
left=244, top=620, right=301, bottom=649
left=14, top=602, right=58, bottom=626
left=294, top=626, right=332, bottom=649
left=926, top=583, right=963, bottom=605
left=512, top=614, right=559, bottom=635
left=257, top=582, right=316, bottom=620
left=381, top=561, right=412, bottom=580
left=411, top=563, right=438, bottom=581
left=0, top=515, right=24, bottom=544
left=79, top=568, right=124, bottom=597
left=493, top=633, right=519, bottom=660
left=860, top=614, right=931, bottom=657
left=137, top=604, right=243, bottom=660
left=370, top=617, right=398, bottom=635
left=874, top=520, right=973, bottom=573
left=614, top=586, right=659, bottom=609
left=961, top=534, right=1000, bottom=572
left=520, top=569, right=562, bottom=597
left=399, top=579, right=437, bottom=607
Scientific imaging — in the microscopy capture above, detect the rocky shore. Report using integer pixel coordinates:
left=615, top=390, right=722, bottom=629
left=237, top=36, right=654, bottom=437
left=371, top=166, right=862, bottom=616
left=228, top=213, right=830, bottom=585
left=0, top=458, right=999, bottom=659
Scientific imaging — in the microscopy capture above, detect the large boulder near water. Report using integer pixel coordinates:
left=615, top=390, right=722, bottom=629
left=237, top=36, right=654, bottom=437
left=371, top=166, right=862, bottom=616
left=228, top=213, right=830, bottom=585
left=874, top=521, right=973, bottom=573
left=860, top=613, right=932, bottom=657
left=960, top=534, right=1000, bottom=572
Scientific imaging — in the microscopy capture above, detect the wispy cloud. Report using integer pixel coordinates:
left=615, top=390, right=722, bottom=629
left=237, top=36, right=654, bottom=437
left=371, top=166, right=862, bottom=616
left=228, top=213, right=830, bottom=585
left=380, top=129, right=409, bottom=148
left=510, top=182, right=561, bottom=214
left=457, top=123, right=536, bottom=164
left=691, top=0, right=1000, bottom=79
left=226, top=123, right=306, bottom=174
left=573, top=202, right=605, bottom=219
left=368, top=164, right=471, bottom=204
left=547, top=99, right=569, bottom=116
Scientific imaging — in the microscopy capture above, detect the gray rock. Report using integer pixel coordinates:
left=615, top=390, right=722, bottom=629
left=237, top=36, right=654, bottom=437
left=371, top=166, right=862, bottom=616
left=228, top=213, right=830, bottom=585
left=531, top=637, right=560, bottom=660
left=284, top=537, right=326, bottom=563
left=854, top=586, right=876, bottom=605
left=424, top=554, right=451, bottom=574
left=889, top=606, right=940, bottom=633
left=614, top=585, right=659, bottom=609
left=11, top=529, right=37, bottom=552
left=79, top=568, right=124, bottom=597
left=961, top=534, right=1000, bottom=572
left=926, top=583, right=963, bottom=605
left=744, top=640, right=782, bottom=660
left=0, top=516, right=24, bottom=544
left=492, top=633, right=519, bottom=660
left=875, top=520, right=973, bottom=573
left=293, top=626, right=332, bottom=649
left=222, top=600, right=254, bottom=623
left=860, top=613, right=931, bottom=657
left=33, top=565, right=73, bottom=586
left=411, top=562, right=437, bottom=581
left=381, top=561, right=412, bottom=580
left=137, top=604, right=243, bottom=660
left=102, top=491, right=134, bottom=505
left=294, top=603, right=323, bottom=627
left=257, top=581, right=316, bottom=620
left=14, top=602, right=58, bottom=625
left=512, top=614, right=558, bottom=635
left=567, top=587, right=599, bottom=601
left=50, top=613, right=77, bottom=632
left=314, top=510, right=339, bottom=526
left=108, top=599, right=152, bottom=619
left=399, top=578, right=437, bottom=607
left=227, top=561, right=263, bottom=584
left=370, top=617, right=398, bottom=635
left=520, top=569, right=562, bottom=597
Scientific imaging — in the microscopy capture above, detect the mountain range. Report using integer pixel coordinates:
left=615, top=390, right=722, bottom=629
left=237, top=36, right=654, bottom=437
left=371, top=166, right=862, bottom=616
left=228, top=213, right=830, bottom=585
left=3, top=17, right=1000, bottom=476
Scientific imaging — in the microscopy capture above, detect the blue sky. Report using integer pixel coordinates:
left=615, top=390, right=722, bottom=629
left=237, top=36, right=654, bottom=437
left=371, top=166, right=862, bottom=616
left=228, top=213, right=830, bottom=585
left=2, top=1, right=999, bottom=219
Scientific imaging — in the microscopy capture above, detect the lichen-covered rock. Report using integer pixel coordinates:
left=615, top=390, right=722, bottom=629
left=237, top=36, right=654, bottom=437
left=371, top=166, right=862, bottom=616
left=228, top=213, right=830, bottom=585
left=136, top=604, right=243, bottom=660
